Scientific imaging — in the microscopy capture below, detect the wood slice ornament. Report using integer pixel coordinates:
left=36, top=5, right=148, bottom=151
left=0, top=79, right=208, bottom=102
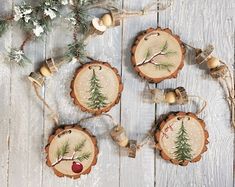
left=155, top=112, right=209, bottom=166
left=131, top=28, right=185, bottom=83
left=45, top=125, right=98, bottom=179
left=71, top=61, right=123, bottom=115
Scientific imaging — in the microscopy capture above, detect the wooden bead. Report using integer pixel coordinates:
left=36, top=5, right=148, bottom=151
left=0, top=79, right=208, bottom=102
left=46, top=58, right=58, bottom=73
left=101, top=14, right=113, bottom=27
left=151, top=88, right=165, bottom=103
left=165, top=91, right=177, bottom=104
left=128, top=140, right=137, bottom=158
left=210, top=65, right=228, bottom=78
left=110, top=125, right=129, bottom=147
left=40, top=65, right=52, bottom=77
left=28, top=72, right=45, bottom=87
left=206, top=57, right=220, bottom=69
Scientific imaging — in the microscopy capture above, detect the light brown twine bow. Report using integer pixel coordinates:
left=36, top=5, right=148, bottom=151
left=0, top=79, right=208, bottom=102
left=32, top=83, right=59, bottom=126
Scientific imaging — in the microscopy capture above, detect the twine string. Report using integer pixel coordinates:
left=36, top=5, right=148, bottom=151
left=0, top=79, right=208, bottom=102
left=217, top=61, right=235, bottom=127
left=188, top=95, right=207, bottom=115
left=32, top=83, right=59, bottom=126
left=119, top=0, right=173, bottom=18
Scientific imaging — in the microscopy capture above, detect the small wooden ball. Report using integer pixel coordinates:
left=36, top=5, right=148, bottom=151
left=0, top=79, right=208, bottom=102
left=165, top=91, right=177, bottom=104
left=101, top=14, right=113, bottom=27
left=40, top=65, right=52, bottom=77
left=207, top=57, right=220, bottom=69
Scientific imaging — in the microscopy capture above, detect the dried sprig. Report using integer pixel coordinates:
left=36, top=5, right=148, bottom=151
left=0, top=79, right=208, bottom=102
left=8, top=48, right=31, bottom=67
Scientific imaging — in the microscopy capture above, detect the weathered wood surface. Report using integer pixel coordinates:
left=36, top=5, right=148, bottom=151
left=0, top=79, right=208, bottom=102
left=0, top=0, right=234, bottom=187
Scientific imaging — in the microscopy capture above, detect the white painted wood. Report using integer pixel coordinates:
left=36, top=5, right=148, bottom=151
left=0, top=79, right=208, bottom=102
left=0, top=1, right=12, bottom=187
left=119, top=1, right=156, bottom=187
left=7, top=1, right=45, bottom=186
left=0, top=0, right=234, bottom=187
left=155, top=0, right=234, bottom=187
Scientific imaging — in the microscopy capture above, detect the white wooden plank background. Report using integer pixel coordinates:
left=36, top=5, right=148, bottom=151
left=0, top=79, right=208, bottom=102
left=0, top=0, right=234, bottom=187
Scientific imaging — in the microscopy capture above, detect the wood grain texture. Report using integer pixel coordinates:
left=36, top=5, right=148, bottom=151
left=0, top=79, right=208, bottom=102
left=0, top=1, right=11, bottom=187
left=155, top=0, right=234, bottom=187
left=120, top=1, right=156, bottom=186
left=0, top=0, right=234, bottom=187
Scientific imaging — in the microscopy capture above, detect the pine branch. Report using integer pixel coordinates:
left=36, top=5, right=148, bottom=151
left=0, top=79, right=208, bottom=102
left=154, top=62, right=175, bottom=72
left=73, top=6, right=90, bottom=34
left=75, top=152, right=91, bottom=162
left=52, top=139, right=91, bottom=167
left=8, top=48, right=31, bottom=67
left=137, top=40, right=177, bottom=67
left=161, top=41, right=168, bottom=52
left=56, top=141, right=70, bottom=159
left=65, top=40, right=87, bottom=61
left=74, top=139, right=86, bottom=152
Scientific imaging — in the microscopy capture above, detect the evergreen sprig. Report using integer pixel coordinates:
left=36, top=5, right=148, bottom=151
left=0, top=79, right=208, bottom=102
left=74, top=139, right=86, bottom=152
left=8, top=48, right=31, bottom=67
left=155, top=62, right=175, bottom=72
left=65, top=40, right=87, bottom=61
left=56, top=141, right=70, bottom=159
left=75, top=152, right=91, bottom=162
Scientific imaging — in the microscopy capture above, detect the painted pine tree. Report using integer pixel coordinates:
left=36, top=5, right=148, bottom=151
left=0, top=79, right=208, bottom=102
left=87, top=69, right=107, bottom=109
left=173, top=121, right=192, bottom=162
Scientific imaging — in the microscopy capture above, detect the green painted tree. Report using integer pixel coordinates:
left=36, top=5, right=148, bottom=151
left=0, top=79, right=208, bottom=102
left=87, top=69, right=107, bottom=109
left=173, top=121, right=192, bottom=162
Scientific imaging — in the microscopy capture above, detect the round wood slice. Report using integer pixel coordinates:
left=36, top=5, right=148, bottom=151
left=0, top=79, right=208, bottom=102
left=131, top=28, right=185, bottom=83
left=71, top=61, right=123, bottom=115
left=45, top=125, right=98, bottom=179
left=155, top=112, right=209, bottom=166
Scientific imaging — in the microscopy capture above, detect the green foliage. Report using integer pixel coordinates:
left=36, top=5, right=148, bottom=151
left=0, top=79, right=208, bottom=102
left=56, top=141, right=70, bottom=159
left=73, top=6, right=90, bottom=34
left=174, top=121, right=192, bottom=162
left=161, top=41, right=168, bottom=52
left=8, top=48, right=31, bottom=67
left=160, top=41, right=177, bottom=56
left=65, top=40, right=87, bottom=61
left=87, top=69, right=108, bottom=109
left=155, top=62, right=175, bottom=72
left=75, top=152, right=91, bottom=162
left=74, top=139, right=86, bottom=152
left=0, top=19, right=9, bottom=37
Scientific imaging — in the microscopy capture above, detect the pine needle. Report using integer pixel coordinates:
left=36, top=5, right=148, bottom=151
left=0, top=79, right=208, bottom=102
left=74, top=139, right=86, bottom=152
left=56, top=141, right=70, bottom=158
left=73, top=5, right=90, bottom=34
left=161, top=41, right=168, bottom=52
left=8, top=48, right=31, bottom=67
left=75, top=152, right=91, bottom=162
left=65, top=40, right=87, bottom=61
